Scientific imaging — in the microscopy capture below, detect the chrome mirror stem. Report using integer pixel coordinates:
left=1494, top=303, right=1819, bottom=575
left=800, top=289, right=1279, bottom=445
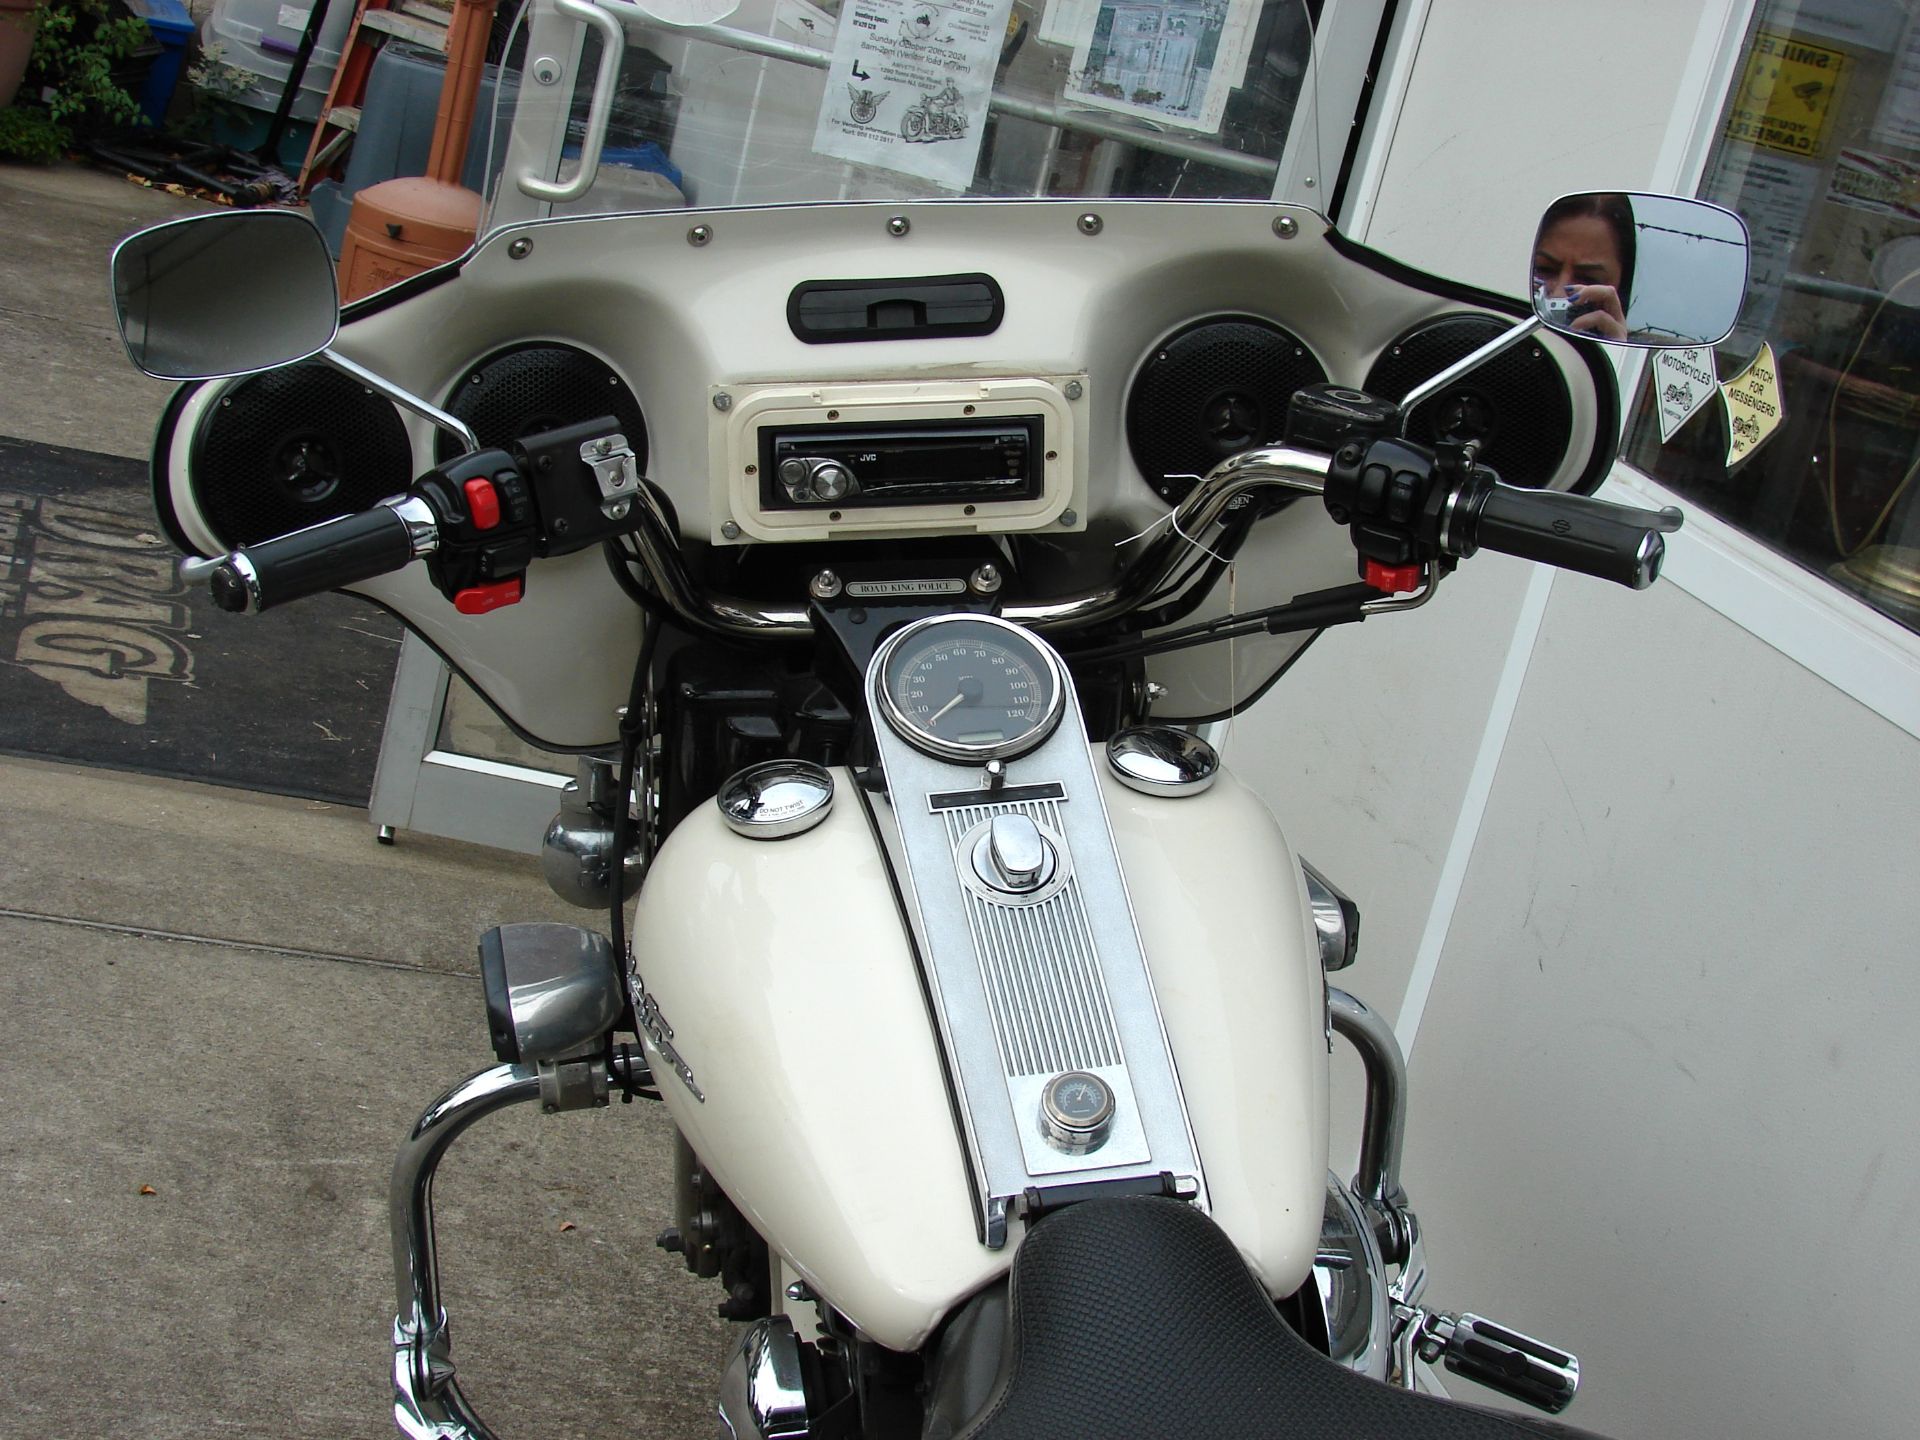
left=322, top=348, right=480, bottom=454
left=1396, top=316, right=1544, bottom=425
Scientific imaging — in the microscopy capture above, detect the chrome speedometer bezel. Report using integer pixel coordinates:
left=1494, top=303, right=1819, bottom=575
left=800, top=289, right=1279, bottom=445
left=870, top=613, right=1067, bottom=765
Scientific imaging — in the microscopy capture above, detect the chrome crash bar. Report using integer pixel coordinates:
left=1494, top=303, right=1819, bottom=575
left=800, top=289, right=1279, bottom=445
left=632, top=445, right=1341, bottom=642
left=1326, top=988, right=1409, bottom=1236
left=392, top=1052, right=650, bottom=1440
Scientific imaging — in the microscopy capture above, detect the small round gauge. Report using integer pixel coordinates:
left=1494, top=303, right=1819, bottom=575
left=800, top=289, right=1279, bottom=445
left=873, top=614, right=1066, bottom=764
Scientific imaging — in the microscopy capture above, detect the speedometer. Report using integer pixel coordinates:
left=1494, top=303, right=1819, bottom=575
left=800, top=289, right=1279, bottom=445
left=873, top=614, right=1066, bottom=764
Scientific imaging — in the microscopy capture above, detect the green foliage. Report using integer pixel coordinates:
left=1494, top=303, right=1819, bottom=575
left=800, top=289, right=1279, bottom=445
left=26, top=0, right=147, bottom=131
left=0, top=103, right=68, bottom=161
left=175, top=41, right=253, bottom=140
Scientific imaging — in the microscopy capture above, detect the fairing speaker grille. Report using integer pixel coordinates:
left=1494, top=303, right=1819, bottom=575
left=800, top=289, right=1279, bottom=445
left=1363, top=315, right=1572, bottom=489
left=191, top=362, right=412, bottom=547
left=435, top=343, right=648, bottom=469
left=1126, top=317, right=1328, bottom=503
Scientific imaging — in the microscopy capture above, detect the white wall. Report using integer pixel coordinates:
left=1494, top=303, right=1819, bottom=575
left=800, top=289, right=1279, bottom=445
left=1407, top=575, right=1920, bottom=1439
left=1352, top=0, right=1720, bottom=292
left=1238, top=0, right=1920, bottom=1434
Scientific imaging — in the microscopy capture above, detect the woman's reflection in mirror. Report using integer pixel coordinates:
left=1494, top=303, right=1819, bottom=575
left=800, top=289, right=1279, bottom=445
left=1533, top=192, right=1636, bottom=341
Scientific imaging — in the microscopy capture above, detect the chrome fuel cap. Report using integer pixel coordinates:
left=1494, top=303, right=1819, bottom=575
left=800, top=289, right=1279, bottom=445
left=717, top=760, right=834, bottom=839
left=1105, top=725, right=1219, bottom=797
left=1039, top=1071, right=1116, bottom=1154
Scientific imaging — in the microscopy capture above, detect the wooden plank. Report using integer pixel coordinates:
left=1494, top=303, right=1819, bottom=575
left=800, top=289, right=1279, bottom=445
left=360, top=9, right=450, bottom=50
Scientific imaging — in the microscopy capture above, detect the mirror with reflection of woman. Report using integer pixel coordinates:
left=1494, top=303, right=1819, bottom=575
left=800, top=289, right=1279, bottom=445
left=1532, top=192, right=1636, bottom=341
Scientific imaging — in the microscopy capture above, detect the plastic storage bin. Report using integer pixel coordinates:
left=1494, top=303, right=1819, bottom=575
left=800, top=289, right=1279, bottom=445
left=200, top=0, right=356, bottom=125
left=121, top=0, right=196, bottom=127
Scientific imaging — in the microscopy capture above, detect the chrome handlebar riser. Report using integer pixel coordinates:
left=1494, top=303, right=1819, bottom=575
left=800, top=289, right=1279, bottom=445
left=631, top=445, right=1335, bottom=641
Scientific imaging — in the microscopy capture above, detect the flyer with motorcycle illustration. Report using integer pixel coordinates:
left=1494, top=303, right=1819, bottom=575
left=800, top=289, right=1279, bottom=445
left=811, top=0, right=1015, bottom=190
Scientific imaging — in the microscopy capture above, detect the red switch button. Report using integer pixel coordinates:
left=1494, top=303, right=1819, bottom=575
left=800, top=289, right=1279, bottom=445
left=454, top=577, right=523, bottom=615
left=463, top=477, right=501, bottom=531
left=1363, top=559, right=1422, bottom=594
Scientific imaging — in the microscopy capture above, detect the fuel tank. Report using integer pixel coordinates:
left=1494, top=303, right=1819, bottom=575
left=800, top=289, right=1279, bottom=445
left=630, top=754, right=1328, bottom=1351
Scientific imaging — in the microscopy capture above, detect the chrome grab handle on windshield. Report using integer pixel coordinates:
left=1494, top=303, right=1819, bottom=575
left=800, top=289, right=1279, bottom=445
left=516, top=0, right=624, bottom=204
left=624, top=445, right=1336, bottom=642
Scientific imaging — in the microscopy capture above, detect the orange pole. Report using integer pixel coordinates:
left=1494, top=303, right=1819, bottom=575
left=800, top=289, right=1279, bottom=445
left=425, top=0, right=498, bottom=185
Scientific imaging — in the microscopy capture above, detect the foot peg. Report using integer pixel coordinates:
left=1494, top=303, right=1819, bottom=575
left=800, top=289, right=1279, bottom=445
left=1412, top=1311, right=1579, bottom=1414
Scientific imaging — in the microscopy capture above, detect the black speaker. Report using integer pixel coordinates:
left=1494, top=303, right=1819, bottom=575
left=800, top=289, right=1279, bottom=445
left=192, top=362, right=413, bottom=547
left=436, top=342, right=648, bottom=470
left=1362, top=315, right=1573, bottom=489
left=1126, top=317, right=1328, bottom=503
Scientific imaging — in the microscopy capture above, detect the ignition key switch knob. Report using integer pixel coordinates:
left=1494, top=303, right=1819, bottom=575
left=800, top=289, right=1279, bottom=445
left=972, top=812, right=1056, bottom=894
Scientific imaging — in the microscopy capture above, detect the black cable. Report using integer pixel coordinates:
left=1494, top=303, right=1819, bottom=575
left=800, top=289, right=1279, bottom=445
left=1062, top=582, right=1374, bottom=665
left=603, top=536, right=671, bottom=618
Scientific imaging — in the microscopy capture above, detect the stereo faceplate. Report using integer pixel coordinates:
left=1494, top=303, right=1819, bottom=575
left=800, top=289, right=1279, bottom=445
left=711, top=377, right=1086, bottom=544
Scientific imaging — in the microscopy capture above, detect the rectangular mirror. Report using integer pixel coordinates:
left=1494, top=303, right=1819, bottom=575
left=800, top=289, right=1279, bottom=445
left=1531, top=192, right=1750, bottom=348
left=110, top=211, right=341, bottom=381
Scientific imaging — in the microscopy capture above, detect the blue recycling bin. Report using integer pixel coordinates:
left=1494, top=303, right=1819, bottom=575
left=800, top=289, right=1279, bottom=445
left=120, top=0, right=195, bottom=127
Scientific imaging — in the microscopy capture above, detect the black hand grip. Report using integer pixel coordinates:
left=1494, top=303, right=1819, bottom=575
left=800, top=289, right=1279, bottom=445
left=1467, top=485, right=1680, bottom=590
left=209, top=505, right=417, bottom=613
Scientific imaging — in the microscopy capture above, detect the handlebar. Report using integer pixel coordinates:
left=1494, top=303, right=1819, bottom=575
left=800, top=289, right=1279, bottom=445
left=1461, top=485, right=1681, bottom=591
left=202, top=497, right=439, bottom=613
left=183, top=437, right=1678, bottom=636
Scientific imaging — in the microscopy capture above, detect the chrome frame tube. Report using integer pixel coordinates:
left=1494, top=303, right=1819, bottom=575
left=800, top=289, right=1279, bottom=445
left=1326, top=987, right=1407, bottom=1214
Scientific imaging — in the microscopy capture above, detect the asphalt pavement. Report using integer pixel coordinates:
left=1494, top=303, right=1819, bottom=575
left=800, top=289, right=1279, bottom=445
left=0, top=162, right=729, bottom=1439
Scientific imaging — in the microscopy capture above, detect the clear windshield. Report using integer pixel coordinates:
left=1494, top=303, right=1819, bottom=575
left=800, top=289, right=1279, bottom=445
left=481, top=0, right=1327, bottom=231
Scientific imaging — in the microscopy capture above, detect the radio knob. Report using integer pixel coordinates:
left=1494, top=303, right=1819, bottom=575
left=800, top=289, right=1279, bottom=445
left=810, top=463, right=854, bottom=501
left=778, top=457, right=813, bottom=502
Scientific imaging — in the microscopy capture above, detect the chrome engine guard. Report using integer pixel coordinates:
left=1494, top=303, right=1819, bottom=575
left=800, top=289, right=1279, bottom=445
left=389, top=1052, right=651, bottom=1440
left=383, top=989, right=1569, bottom=1438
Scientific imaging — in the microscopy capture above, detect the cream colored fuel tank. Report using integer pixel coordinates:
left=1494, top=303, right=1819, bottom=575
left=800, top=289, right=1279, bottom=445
left=630, top=756, right=1328, bottom=1352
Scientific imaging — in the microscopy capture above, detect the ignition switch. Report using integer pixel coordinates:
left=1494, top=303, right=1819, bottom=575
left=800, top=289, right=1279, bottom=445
left=971, top=813, right=1056, bottom=894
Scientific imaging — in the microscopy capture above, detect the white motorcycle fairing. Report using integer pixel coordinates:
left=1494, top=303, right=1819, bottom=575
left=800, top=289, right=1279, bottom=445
left=143, top=199, right=1616, bottom=747
left=631, top=752, right=1327, bottom=1352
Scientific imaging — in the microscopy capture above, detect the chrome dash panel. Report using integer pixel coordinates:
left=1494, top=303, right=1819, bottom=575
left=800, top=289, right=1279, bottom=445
left=864, top=623, right=1203, bottom=1244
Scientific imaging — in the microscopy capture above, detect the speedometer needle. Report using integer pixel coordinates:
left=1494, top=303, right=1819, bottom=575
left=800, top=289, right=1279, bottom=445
left=926, top=675, right=984, bottom=727
left=927, top=691, right=968, bottom=725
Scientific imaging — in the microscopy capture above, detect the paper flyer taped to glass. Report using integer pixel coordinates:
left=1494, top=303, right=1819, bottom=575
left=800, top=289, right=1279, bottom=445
left=812, top=0, right=1015, bottom=190
left=1063, top=0, right=1256, bottom=135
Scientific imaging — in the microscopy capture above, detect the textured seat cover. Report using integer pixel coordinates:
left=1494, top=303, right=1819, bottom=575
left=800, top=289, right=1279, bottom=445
left=957, top=1197, right=1604, bottom=1440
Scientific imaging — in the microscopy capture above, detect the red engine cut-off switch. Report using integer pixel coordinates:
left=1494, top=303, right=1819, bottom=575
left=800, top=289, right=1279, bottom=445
left=463, top=477, right=501, bottom=531
left=1363, top=559, right=1422, bottom=595
left=454, top=577, right=523, bottom=615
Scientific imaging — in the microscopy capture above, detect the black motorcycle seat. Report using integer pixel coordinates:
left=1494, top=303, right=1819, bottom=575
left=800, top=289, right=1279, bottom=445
left=945, top=1196, right=1604, bottom=1440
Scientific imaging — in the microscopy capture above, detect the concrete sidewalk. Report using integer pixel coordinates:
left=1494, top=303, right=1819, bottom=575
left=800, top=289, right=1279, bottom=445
left=0, top=163, right=728, bottom=1437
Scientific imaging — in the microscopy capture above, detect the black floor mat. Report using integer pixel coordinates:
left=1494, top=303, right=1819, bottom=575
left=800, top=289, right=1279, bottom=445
left=0, top=436, right=403, bottom=805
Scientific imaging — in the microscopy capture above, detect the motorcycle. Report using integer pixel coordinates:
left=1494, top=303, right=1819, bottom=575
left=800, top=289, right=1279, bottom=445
left=106, top=9, right=1748, bottom=1433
